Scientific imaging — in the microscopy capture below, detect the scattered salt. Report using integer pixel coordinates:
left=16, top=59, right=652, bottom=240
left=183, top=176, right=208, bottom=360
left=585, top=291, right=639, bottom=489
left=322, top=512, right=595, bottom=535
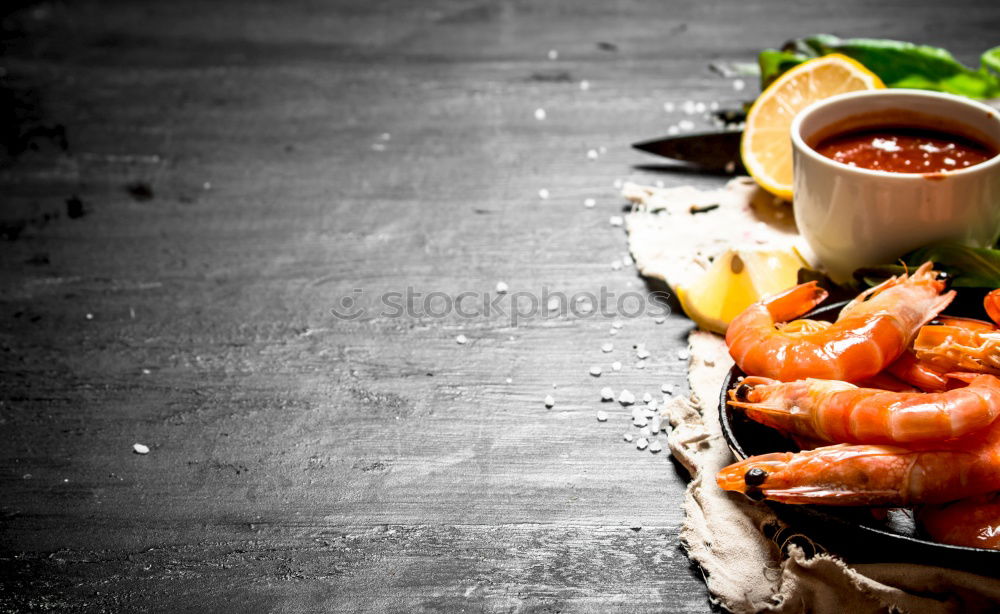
left=544, top=395, right=555, bottom=408
left=618, top=390, right=635, bottom=405
left=612, top=320, right=624, bottom=330
left=611, top=361, right=622, bottom=371
left=133, top=443, right=150, bottom=455
left=609, top=216, right=624, bottom=227
left=624, top=433, right=634, bottom=442
left=636, top=347, right=651, bottom=360
left=456, top=334, right=468, bottom=345
left=663, top=102, right=675, bottom=112
left=635, top=361, right=646, bottom=370
left=495, top=281, right=509, bottom=294
left=649, top=440, right=663, bottom=453
left=654, top=316, right=665, bottom=324
left=597, top=410, right=608, bottom=422
left=609, top=328, right=619, bottom=336
left=584, top=198, right=596, bottom=208
left=601, top=342, right=614, bottom=353
left=506, top=378, right=513, bottom=384
left=661, top=383, right=674, bottom=394
left=636, top=437, right=649, bottom=451
left=677, top=349, right=691, bottom=361
left=85, top=313, right=94, bottom=320
left=580, top=80, right=590, bottom=91
left=547, top=49, right=559, bottom=60
left=534, top=108, right=547, bottom=121
left=650, top=415, right=662, bottom=434
left=667, top=125, right=679, bottom=136
left=547, top=297, right=560, bottom=312
left=733, top=79, right=745, bottom=91
left=611, top=260, right=622, bottom=271
left=587, top=149, right=599, bottom=160
left=538, top=188, right=550, bottom=199
left=589, top=365, right=602, bottom=377
left=601, top=387, right=615, bottom=401
left=633, top=417, right=648, bottom=428
left=642, top=392, right=653, bottom=404
left=678, top=119, right=695, bottom=131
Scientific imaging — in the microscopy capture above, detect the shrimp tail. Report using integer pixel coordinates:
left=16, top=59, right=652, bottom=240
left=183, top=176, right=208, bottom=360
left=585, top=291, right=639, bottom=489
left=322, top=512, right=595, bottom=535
left=761, top=281, right=828, bottom=322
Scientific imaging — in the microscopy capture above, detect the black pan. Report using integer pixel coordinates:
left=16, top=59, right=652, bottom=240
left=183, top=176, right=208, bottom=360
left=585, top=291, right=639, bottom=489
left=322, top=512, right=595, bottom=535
left=719, top=297, right=1000, bottom=575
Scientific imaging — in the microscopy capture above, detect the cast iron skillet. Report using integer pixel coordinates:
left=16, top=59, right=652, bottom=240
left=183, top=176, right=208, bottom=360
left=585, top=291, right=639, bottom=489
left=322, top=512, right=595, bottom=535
left=719, top=293, right=1000, bottom=575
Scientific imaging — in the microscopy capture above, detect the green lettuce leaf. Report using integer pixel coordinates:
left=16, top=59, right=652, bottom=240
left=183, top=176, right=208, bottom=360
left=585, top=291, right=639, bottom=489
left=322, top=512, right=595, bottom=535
left=759, top=35, right=1000, bottom=99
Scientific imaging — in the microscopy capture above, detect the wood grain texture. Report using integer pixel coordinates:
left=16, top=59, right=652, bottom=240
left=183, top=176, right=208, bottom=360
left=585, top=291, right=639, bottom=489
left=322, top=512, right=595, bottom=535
left=1, top=0, right=999, bottom=611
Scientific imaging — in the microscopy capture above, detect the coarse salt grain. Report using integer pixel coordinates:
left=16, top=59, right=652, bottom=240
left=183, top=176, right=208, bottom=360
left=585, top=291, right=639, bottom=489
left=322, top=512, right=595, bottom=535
left=619, top=390, right=635, bottom=405
left=624, top=433, right=634, bottom=442
left=133, top=443, right=150, bottom=455
left=611, top=260, right=622, bottom=271
left=636, top=347, right=651, bottom=360
left=654, top=316, right=665, bottom=324
left=580, top=80, right=590, bottom=91
left=642, top=392, right=653, bottom=403
left=589, top=365, right=602, bottom=377
left=609, top=328, right=619, bottom=336
left=733, top=79, right=745, bottom=91
left=612, top=320, right=623, bottom=329
left=609, top=216, right=624, bottom=227
left=631, top=406, right=643, bottom=420
left=601, top=387, right=615, bottom=401
left=663, top=102, right=675, bottom=112
left=661, top=383, right=674, bottom=394
left=635, top=361, right=646, bottom=370
left=495, top=281, right=509, bottom=294
left=677, top=349, right=691, bottom=361
left=534, top=108, right=547, bottom=120
left=584, top=198, right=596, bottom=208
left=597, top=410, right=608, bottom=422
left=636, top=437, right=649, bottom=450
left=678, top=119, right=695, bottom=131
left=544, top=395, right=555, bottom=408
left=587, top=149, right=599, bottom=160
left=667, top=125, right=679, bottom=135
left=456, top=334, right=468, bottom=345
left=601, top=342, right=614, bottom=353
left=633, top=417, right=648, bottom=428
left=651, top=415, right=662, bottom=434
left=538, top=188, right=550, bottom=199
left=548, top=49, right=559, bottom=60
left=611, top=361, right=622, bottom=371
left=506, top=378, right=513, bottom=383
left=649, top=440, right=663, bottom=453
left=639, top=426, right=652, bottom=438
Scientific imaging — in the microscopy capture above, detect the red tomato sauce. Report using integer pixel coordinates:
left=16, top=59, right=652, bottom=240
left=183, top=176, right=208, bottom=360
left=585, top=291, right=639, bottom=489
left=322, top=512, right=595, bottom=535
left=814, top=127, right=996, bottom=173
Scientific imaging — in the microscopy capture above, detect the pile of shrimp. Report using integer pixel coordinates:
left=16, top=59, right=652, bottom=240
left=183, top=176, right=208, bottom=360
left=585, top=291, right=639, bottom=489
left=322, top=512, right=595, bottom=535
left=717, top=261, right=1000, bottom=550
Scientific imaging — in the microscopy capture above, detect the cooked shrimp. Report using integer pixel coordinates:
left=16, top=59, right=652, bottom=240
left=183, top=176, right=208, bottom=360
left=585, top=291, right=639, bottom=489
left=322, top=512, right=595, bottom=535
left=716, top=416, right=1000, bottom=505
left=986, top=289, right=1000, bottom=327
left=729, top=374, right=1000, bottom=445
left=914, top=311, right=1000, bottom=376
left=918, top=493, right=1000, bottom=550
left=726, top=262, right=954, bottom=382
left=886, top=350, right=951, bottom=392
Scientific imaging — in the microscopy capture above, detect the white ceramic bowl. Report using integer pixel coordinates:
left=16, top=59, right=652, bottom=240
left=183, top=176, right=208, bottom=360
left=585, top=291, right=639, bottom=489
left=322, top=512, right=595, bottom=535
left=791, top=89, right=1000, bottom=282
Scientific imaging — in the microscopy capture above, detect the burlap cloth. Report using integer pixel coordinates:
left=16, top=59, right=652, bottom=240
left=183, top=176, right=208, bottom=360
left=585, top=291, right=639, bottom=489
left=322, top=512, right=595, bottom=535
left=625, top=179, right=1000, bottom=613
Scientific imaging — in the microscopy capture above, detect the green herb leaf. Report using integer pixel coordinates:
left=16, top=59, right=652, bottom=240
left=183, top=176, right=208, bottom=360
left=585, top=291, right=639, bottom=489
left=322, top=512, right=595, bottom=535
left=905, top=243, right=1000, bottom=287
left=758, top=35, right=1000, bottom=99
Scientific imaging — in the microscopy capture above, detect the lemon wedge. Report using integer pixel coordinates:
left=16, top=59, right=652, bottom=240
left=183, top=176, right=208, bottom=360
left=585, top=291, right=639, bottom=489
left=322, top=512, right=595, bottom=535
left=674, top=249, right=806, bottom=334
left=741, top=54, right=884, bottom=201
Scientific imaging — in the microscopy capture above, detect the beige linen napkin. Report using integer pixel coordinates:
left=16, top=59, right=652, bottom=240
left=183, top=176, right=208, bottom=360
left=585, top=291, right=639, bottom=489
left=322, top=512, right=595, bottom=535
left=626, top=180, right=1000, bottom=613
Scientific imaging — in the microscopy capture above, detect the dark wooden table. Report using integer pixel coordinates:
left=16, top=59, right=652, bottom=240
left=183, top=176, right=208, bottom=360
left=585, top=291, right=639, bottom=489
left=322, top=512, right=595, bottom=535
left=2, top=1, right=998, bottom=611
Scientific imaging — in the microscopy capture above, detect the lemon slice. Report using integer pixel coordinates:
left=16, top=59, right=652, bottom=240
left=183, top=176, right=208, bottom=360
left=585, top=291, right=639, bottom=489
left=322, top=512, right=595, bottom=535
left=675, top=249, right=806, bottom=334
left=741, top=54, right=885, bottom=201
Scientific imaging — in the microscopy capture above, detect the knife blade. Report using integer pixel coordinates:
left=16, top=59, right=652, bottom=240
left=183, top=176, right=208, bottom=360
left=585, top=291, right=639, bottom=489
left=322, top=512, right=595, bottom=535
left=631, top=130, right=743, bottom=171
